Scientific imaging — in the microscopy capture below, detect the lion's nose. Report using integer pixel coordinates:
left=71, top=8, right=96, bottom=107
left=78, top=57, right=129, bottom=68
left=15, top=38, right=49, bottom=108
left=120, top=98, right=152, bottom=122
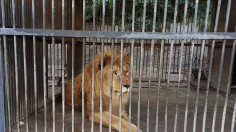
left=123, top=85, right=130, bottom=88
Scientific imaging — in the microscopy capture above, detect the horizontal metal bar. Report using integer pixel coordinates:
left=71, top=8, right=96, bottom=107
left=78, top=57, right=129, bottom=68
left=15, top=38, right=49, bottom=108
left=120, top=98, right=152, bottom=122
left=0, top=28, right=236, bottom=40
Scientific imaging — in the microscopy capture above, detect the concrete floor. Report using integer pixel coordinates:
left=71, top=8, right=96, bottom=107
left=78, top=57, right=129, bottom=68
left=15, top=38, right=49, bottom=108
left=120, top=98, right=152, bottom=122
left=13, top=83, right=236, bottom=132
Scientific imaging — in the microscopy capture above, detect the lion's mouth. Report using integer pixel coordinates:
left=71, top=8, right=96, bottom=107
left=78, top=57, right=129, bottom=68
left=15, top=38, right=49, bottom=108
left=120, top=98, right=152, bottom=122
left=114, top=86, right=130, bottom=95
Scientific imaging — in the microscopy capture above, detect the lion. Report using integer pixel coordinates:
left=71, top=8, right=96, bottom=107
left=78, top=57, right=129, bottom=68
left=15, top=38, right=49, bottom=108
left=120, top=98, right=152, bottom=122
left=65, top=48, right=141, bottom=132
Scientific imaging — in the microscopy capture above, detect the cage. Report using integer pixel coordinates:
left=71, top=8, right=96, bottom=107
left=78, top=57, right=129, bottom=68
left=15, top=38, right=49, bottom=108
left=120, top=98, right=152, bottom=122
left=0, top=0, right=236, bottom=132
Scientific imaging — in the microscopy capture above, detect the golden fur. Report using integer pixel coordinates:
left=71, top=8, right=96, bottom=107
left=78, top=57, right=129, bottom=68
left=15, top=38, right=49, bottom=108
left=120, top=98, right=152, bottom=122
left=65, top=48, right=140, bottom=132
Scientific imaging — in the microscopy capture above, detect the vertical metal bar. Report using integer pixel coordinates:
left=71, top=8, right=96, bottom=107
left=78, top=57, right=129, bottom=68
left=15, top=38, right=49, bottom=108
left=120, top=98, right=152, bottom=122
left=11, top=0, right=20, bottom=131
left=71, top=0, right=75, bottom=131
left=1, top=0, right=12, bottom=131
left=91, top=41, right=95, bottom=132
left=155, top=0, right=168, bottom=131
left=231, top=99, right=236, bottom=132
left=21, top=0, right=29, bottom=131
left=118, top=0, right=126, bottom=131
left=221, top=2, right=234, bottom=132
left=164, top=0, right=179, bottom=131
left=82, top=0, right=86, bottom=131
left=128, top=0, right=136, bottom=131
left=0, top=37, right=6, bottom=132
left=108, top=41, right=115, bottom=132
left=193, top=41, right=205, bottom=132
left=192, top=0, right=212, bottom=132
left=42, top=0, right=47, bottom=131
left=221, top=41, right=235, bottom=132
left=51, top=0, right=56, bottom=131
left=183, top=39, right=194, bottom=132
left=173, top=0, right=189, bottom=130
left=91, top=0, right=96, bottom=131
left=51, top=39, right=55, bottom=132
left=184, top=0, right=199, bottom=131
left=146, top=0, right=157, bottom=131
left=55, top=44, right=57, bottom=82
left=61, top=0, right=65, bottom=131
left=137, top=0, right=147, bottom=131
left=99, top=0, right=105, bottom=131
left=212, top=0, right=231, bottom=131
left=202, top=0, right=218, bottom=132
left=109, top=0, right=116, bottom=131
left=32, top=0, right=38, bottom=131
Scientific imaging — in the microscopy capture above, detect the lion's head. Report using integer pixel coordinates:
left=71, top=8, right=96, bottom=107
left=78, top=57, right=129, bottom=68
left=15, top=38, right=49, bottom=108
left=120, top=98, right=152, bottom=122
left=95, top=48, right=131, bottom=97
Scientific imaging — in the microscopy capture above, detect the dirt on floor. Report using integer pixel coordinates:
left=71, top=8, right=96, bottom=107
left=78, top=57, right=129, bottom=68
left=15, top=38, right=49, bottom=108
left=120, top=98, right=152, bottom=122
left=12, top=83, right=236, bottom=132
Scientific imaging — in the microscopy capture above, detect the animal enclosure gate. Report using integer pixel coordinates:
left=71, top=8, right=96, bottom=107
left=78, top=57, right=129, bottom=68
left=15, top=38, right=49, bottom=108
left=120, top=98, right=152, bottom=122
left=0, top=0, right=236, bottom=132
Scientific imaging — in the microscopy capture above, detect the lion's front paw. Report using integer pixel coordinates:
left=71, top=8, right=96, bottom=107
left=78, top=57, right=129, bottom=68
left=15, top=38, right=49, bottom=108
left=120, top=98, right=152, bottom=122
left=128, top=123, right=142, bottom=132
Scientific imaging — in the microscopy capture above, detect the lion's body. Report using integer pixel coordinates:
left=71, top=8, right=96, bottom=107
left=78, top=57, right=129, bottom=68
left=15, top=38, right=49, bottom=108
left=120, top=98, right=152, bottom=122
left=65, top=48, right=140, bottom=132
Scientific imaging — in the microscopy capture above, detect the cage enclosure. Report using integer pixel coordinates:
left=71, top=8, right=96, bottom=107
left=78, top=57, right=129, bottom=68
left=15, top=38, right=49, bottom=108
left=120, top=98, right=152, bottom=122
left=0, top=0, right=236, bottom=132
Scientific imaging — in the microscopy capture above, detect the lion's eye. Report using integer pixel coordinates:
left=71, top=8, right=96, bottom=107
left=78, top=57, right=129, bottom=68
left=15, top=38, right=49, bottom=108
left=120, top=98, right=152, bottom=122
left=113, top=71, right=117, bottom=75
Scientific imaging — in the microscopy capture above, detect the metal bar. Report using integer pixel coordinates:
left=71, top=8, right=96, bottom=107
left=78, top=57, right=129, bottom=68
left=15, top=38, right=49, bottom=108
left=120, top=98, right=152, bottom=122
left=51, top=38, right=56, bottom=132
left=42, top=0, right=47, bottom=131
left=11, top=0, right=20, bottom=131
left=91, top=0, right=96, bottom=131
left=1, top=0, right=12, bottom=131
left=184, top=0, right=199, bottom=131
left=118, top=0, right=126, bottom=131
left=165, top=0, right=179, bottom=131
left=23, top=35, right=29, bottom=132
left=193, top=41, right=205, bottom=132
left=82, top=0, right=86, bottom=131
left=3, top=35, right=11, bottom=132
left=174, top=0, right=190, bottom=130
left=51, top=0, right=56, bottom=131
left=231, top=99, right=236, bottom=132
left=71, top=39, right=75, bottom=132
left=0, top=37, right=6, bottom=132
left=212, top=0, right=232, bottom=131
left=21, top=0, right=29, bottom=131
left=71, top=0, right=75, bottom=131
left=202, top=0, right=220, bottom=131
left=220, top=1, right=234, bottom=132
left=155, top=0, right=169, bottom=131
left=221, top=40, right=235, bottom=132
left=32, top=0, right=38, bottom=131
left=128, top=0, right=136, bottom=131
left=109, top=0, right=116, bottom=131
left=137, top=0, right=147, bottom=130
left=183, top=40, right=194, bottom=132
left=99, top=0, right=105, bottom=131
left=61, top=0, right=65, bottom=131
left=147, top=0, right=158, bottom=131
left=1, top=28, right=236, bottom=40
left=108, top=40, right=115, bottom=132
left=193, top=0, right=211, bottom=131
